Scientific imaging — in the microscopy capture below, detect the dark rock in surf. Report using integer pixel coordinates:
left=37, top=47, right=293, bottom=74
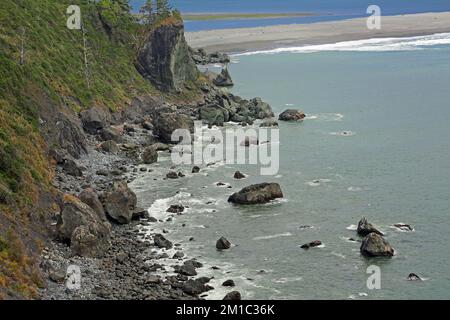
left=167, top=205, right=184, bottom=214
left=233, top=171, right=246, bottom=179
left=222, top=279, right=235, bottom=287
left=360, top=233, right=394, bottom=257
left=228, top=183, right=283, bottom=205
left=223, top=291, right=241, bottom=300
left=216, top=237, right=231, bottom=250
left=357, top=217, right=384, bottom=236
left=278, top=109, right=306, bottom=121
left=154, top=234, right=173, bottom=249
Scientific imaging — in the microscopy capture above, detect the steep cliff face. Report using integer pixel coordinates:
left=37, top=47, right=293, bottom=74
left=136, top=17, right=199, bottom=92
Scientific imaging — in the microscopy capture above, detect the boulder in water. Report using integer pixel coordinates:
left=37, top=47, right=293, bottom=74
left=216, top=237, right=231, bottom=250
left=228, top=183, right=283, bottom=204
left=278, top=109, right=306, bottom=121
left=357, top=217, right=384, bottom=236
left=360, top=233, right=394, bottom=257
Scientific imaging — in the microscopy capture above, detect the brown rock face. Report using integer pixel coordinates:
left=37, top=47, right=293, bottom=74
left=136, top=18, right=199, bottom=92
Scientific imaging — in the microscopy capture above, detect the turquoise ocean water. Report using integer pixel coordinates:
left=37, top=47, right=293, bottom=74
left=131, top=35, right=450, bottom=299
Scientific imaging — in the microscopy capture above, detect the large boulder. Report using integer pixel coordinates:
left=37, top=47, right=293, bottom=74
left=360, top=233, right=394, bottom=257
left=79, top=188, right=107, bottom=221
left=213, top=68, right=234, bottom=87
left=228, top=183, right=283, bottom=204
left=223, top=291, right=241, bottom=300
left=216, top=237, right=231, bottom=250
left=278, top=109, right=306, bottom=121
left=142, top=146, right=158, bottom=164
left=199, top=105, right=229, bottom=126
left=57, top=195, right=111, bottom=258
left=103, top=181, right=137, bottom=224
left=357, top=217, right=384, bottom=236
left=79, top=106, right=111, bottom=134
left=136, top=17, right=199, bottom=92
left=153, top=112, right=194, bottom=143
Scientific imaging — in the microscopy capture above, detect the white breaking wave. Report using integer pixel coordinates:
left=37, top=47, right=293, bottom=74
left=234, top=33, right=450, bottom=55
left=253, top=232, right=292, bottom=240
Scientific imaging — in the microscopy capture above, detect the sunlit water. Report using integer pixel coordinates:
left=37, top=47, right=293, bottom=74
left=131, top=38, right=450, bottom=299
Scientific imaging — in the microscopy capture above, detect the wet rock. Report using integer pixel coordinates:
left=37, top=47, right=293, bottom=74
left=154, top=234, right=173, bottom=249
left=278, top=109, right=306, bottom=121
left=182, top=279, right=213, bottom=295
left=104, top=181, right=137, bottom=224
left=407, top=273, right=422, bottom=281
left=393, top=223, right=414, bottom=232
left=216, top=237, right=231, bottom=250
left=222, top=279, right=235, bottom=287
left=167, top=205, right=184, bottom=214
left=192, top=166, right=200, bottom=173
left=132, top=207, right=148, bottom=220
left=233, top=171, right=246, bottom=179
left=223, top=291, right=241, bottom=300
left=228, top=183, right=283, bottom=204
left=360, top=233, right=394, bottom=257
left=357, top=217, right=384, bottom=236
left=166, top=171, right=179, bottom=179
left=172, top=251, right=184, bottom=259
left=300, top=240, right=322, bottom=249
left=142, top=146, right=158, bottom=164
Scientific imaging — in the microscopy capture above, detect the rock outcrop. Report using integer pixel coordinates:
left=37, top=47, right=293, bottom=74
left=213, top=68, right=234, bottom=87
left=216, top=237, right=231, bottom=250
left=103, top=181, right=137, bottom=224
left=136, top=17, right=199, bottom=92
left=278, top=109, right=306, bottom=121
left=80, top=106, right=112, bottom=134
left=360, top=233, right=394, bottom=257
left=228, top=183, right=283, bottom=204
left=357, top=217, right=384, bottom=236
left=57, top=195, right=111, bottom=258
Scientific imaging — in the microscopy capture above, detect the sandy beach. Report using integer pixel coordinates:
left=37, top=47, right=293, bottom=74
left=185, top=12, right=450, bottom=53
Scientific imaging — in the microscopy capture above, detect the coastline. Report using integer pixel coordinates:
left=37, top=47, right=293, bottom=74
left=182, top=12, right=317, bottom=21
left=185, top=11, right=450, bottom=53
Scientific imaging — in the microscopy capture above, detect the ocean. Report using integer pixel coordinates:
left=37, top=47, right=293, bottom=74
left=131, top=34, right=450, bottom=299
left=130, top=0, right=450, bottom=31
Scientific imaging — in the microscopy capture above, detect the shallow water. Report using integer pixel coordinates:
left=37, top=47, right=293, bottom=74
left=131, top=40, right=450, bottom=299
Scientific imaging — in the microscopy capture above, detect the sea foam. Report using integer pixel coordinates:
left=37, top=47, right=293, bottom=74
left=234, top=33, right=450, bottom=55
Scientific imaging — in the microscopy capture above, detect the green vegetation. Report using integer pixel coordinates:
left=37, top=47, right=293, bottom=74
left=182, top=12, right=315, bottom=21
left=0, top=0, right=199, bottom=299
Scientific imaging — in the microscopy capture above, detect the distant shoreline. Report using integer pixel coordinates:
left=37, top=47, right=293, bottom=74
left=182, top=12, right=318, bottom=21
left=185, top=11, right=450, bottom=54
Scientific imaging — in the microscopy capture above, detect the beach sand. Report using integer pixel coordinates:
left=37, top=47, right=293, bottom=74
left=185, top=12, right=450, bottom=53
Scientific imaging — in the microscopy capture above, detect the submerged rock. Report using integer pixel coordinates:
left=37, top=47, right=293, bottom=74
left=360, top=233, right=394, bottom=257
left=357, top=217, right=384, bottom=236
left=228, top=183, right=283, bottom=204
left=222, top=279, right=235, bottom=287
left=393, top=223, right=414, bottom=232
left=166, top=171, right=179, bottom=179
left=216, top=237, right=231, bottom=250
left=407, top=273, right=422, bottom=281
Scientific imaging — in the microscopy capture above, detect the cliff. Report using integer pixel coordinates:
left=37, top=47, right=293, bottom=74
left=136, top=15, right=200, bottom=92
